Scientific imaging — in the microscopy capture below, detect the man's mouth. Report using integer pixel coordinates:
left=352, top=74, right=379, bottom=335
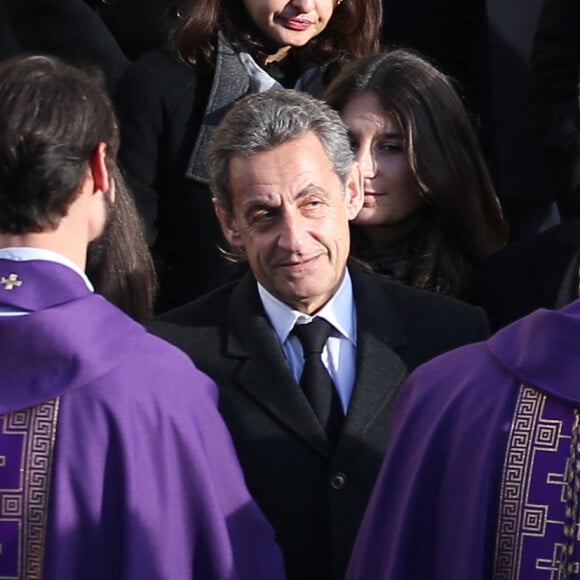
left=276, top=254, right=321, bottom=272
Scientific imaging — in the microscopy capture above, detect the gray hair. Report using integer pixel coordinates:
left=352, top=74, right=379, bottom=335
left=208, top=89, right=354, bottom=212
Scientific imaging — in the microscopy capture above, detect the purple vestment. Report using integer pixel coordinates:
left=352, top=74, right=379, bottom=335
left=0, top=258, right=285, bottom=580
left=346, top=299, right=580, bottom=580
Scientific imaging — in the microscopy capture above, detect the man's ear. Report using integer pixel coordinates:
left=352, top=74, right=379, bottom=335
left=213, top=198, right=244, bottom=249
left=89, top=142, right=111, bottom=199
left=344, top=161, right=364, bottom=220
left=86, top=143, right=113, bottom=242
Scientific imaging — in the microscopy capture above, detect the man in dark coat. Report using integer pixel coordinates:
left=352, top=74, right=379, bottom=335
left=150, top=89, right=490, bottom=580
left=531, top=0, right=580, bottom=219
left=477, top=220, right=580, bottom=330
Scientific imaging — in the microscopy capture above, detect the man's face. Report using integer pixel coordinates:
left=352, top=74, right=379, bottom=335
left=215, top=131, right=363, bottom=314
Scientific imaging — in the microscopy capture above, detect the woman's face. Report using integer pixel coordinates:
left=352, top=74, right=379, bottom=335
left=243, top=0, right=337, bottom=52
left=341, top=91, right=423, bottom=228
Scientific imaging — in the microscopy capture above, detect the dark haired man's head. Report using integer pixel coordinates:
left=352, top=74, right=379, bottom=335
left=0, top=54, right=119, bottom=234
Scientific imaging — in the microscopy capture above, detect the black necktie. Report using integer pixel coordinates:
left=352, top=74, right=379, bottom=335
left=293, top=318, right=344, bottom=446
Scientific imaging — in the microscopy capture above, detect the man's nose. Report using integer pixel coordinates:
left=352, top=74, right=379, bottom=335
left=277, top=212, right=307, bottom=252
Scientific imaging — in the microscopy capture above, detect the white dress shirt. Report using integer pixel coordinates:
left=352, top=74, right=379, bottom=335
left=258, top=272, right=357, bottom=413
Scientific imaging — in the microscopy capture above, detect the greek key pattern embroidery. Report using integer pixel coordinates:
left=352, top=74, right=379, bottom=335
left=0, top=399, right=60, bottom=579
left=493, top=385, right=576, bottom=579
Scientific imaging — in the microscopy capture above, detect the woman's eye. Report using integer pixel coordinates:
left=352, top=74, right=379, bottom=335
left=348, top=134, right=360, bottom=152
left=378, top=141, right=403, bottom=153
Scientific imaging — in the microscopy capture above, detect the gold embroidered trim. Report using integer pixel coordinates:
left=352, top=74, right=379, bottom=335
left=493, top=385, right=580, bottom=579
left=494, top=385, right=546, bottom=580
left=560, top=409, right=580, bottom=578
left=0, top=398, right=60, bottom=580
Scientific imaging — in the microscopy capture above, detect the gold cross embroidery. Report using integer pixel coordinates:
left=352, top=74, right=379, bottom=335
left=0, top=273, right=23, bottom=290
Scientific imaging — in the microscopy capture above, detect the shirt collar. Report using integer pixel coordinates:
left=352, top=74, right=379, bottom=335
left=0, top=247, right=94, bottom=291
left=258, top=270, right=357, bottom=346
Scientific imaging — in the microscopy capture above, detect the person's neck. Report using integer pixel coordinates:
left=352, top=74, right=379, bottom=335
left=0, top=231, right=87, bottom=271
left=357, top=217, right=421, bottom=252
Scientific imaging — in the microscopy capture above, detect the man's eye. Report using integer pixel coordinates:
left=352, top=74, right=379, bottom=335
left=302, top=199, right=325, bottom=213
left=249, top=210, right=275, bottom=225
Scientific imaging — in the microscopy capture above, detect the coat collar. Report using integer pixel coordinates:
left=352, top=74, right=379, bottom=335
left=0, top=259, right=90, bottom=311
left=185, top=34, right=251, bottom=184
left=488, top=298, right=580, bottom=405
left=226, top=272, right=329, bottom=457
left=184, top=34, right=330, bottom=185
left=224, top=268, right=409, bottom=459
left=336, top=267, right=408, bottom=461
left=0, top=260, right=142, bottom=414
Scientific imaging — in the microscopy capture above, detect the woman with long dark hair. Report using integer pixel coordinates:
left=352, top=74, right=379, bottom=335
left=324, top=49, right=508, bottom=300
left=87, top=164, right=157, bottom=322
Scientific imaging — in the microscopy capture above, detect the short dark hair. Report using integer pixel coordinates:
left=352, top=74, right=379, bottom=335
left=208, top=89, right=353, bottom=213
left=0, top=54, right=119, bottom=233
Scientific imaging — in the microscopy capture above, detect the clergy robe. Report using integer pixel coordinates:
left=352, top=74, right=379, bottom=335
left=346, top=299, right=580, bottom=580
left=0, top=258, right=284, bottom=580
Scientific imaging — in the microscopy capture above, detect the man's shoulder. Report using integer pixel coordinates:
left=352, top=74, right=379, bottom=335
left=480, top=220, right=580, bottom=287
left=0, top=291, right=216, bottom=412
left=353, top=270, right=490, bottom=369
left=359, top=269, right=488, bottom=321
left=147, top=281, right=236, bottom=350
left=77, top=295, right=214, bottom=391
left=122, top=48, right=197, bottom=84
left=116, top=48, right=211, bottom=111
left=153, top=281, right=235, bottom=326
left=477, top=220, right=580, bottom=329
left=74, top=300, right=219, bottom=409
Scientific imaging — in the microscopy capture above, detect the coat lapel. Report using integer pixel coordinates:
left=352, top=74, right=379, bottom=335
left=222, top=270, right=409, bottom=461
left=226, top=274, right=329, bottom=459
left=185, top=33, right=251, bottom=184
left=335, top=268, right=408, bottom=461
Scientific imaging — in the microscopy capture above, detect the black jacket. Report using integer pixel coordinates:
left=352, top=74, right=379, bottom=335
left=477, top=220, right=580, bottom=330
left=150, top=266, right=490, bottom=580
left=531, top=0, right=580, bottom=218
left=3, top=0, right=172, bottom=90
